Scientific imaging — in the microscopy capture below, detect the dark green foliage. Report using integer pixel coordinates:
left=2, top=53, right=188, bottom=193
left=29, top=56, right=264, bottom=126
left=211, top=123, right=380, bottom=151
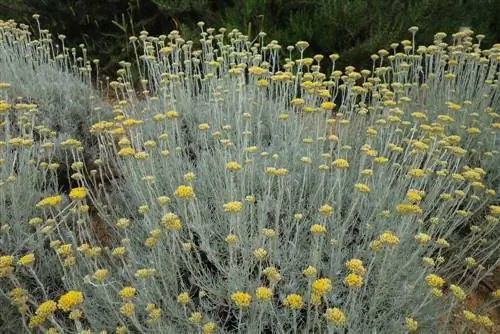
left=0, top=0, right=176, bottom=74
left=154, top=0, right=500, bottom=71
left=1, top=0, right=499, bottom=76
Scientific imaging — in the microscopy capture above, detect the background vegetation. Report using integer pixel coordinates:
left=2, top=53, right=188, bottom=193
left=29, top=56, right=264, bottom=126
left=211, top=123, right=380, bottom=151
left=1, top=0, right=499, bottom=75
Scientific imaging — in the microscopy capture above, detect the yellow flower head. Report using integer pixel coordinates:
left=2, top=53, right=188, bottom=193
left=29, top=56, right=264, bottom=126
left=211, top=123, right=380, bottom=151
left=202, top=322, right=217, bottom=334
left=312, top=278, right=333, bottom=295
left=489, top=205, right=500, bottom=217
left=119, top=287, right=136, bottom=300
left=354, top=183, right=370, bottom=193
left=263, top=266, right=282, bottom=282
left=120, top=302, right=135, bottom=318
left=346, top=258, right=365, bottom=276
left=310, top=224, right=327, bottom=234
left=177, top=292, right=190, bottom=305
left=225, top=161, right=242, bottom=172
left=463, top=310, right=476, bottom=322
left=225, top=234, right=238, bottom=245
left=174, top=185, right=195, bottom=200
left=35, top=300, right=57, bottom=318
left=36, top=195, right=62, bottom=207
left=69, top=187, right=87, bottom=201
left=395, top=203, right=422, bottom=215
left=319, top=204, right=334, bottom=216
left=118, top=147, right=135, bottom=157
left=231, top=291, right=252, bottom=308
left=93, top=269, right=109, bottom=282
left=344, top=273, right=363, bottom=288
left=449, top=284, right=466, bottom=300
left=425, top=274, right=445, bottom=288
left=188, top=311, right=202, bottom=324
left=255, top=287, right=273, bottom=302
left=405, top=317, right=418, bottom=331
left=58, top=291, right=84, bottom=312
left=161, top=212, right=182, bottom=231
left=325, top=307, right=346, bottom=326
left=303, top=266, right=317, bottom=278
left=320, top=101, right=336, bottom=110
left=415, top=233, right=431, bottom=245
left=253, top=248, right=267, bottom=260
left=223, top=201, right=243, bottom=213
left=283, top=294, right=303, bottom=310
left=407, top=168, right=425, bottom=178
left=406, top=190, right=422, bottom=203
left=476, top=315, right=493, bottom=327
left=17, top=253, right=35, bottom=267
left=332, top=158, right=349, bottom=169
left=379, top=231, right=400, bottom=246
left=28, top=315, right=45, bottom=328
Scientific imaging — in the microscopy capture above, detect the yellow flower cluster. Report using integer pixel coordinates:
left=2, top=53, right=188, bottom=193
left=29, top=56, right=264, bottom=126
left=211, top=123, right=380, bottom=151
left=69, top=187, right=87, bottom=200
left=231, top=291, right=252, bottom=308
left=174, top=185, right=195, bottom=199
left=36, top=195, right=62, bottom=207
left=283, top=294, right=303, bottom=310
left=57, top=291, right=84, bottom=312
left=223, top=201, right=243, bottom=213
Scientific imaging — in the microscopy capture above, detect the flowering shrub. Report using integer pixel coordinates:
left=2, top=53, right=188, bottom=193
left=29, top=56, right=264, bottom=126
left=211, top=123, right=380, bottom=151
left=1, top=18, right=499, bottom=333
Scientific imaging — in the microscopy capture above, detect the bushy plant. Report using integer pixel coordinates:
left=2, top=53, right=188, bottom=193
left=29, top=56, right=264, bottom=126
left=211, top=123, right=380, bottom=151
left=1, top=18, right=499, bottom=333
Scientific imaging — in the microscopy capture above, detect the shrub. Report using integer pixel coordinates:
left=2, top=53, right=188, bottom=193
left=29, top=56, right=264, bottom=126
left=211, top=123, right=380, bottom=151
left=0, top=18, right=499, bottom=333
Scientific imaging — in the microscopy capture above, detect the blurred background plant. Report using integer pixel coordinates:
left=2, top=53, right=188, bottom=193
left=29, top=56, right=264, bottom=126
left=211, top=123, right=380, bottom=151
left=1, top=0, right=499, bottom=76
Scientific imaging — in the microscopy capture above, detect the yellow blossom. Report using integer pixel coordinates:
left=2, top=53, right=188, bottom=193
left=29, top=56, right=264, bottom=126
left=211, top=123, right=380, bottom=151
left=17, top=253, right=35, bottom=267
left=58, top=291, right=84, bottom=312
left=378, top=231, right=400, bottom=246
left=344, top=273, right=363, bottom=288
left=93, top=269, right=109, bottom=282
left=396, top=203, right=422, bottom=215
left=405, top=317, right=418, bottom=331
left=319, top=204, right=333, bottom=216
left=332, top=158, right=349, bottom=169
left=120, top=302, right=135, bottom=318
left=310, top=224, right=327, bottom=234
left=119, top=287, right=136, bottom=300
left=406, top=190, right=422, bottom=203
left=408, top=168, right=425, bottom=178
left=35, top=300, right=57, bottom=318
left=303, top=266, right=317, bottom=278
left=346, top=259, right=365, bottom=275
left=174, top=185, right=195, bottom=200
left=253, top=248, right=267, bottom=260
left=263, top=266, right=282, bottom=282
left=255, top=287, right=273, bottom=302
left=312, top=278, right=333, bottom=295
left=225, top=161, right=241, bottom=172
left=354, top=183, right=370, bottom=193
left=36, top=195, right=62, bottom=207
left=283, top=294, right=303, bottom=310
left=425, top=274, right=445, bottom=288
left=177, top=292, right=190, bottom=305
left=231, top=291, right=252, bottom=308
left=223, top=201, right=243, bottom=213
left=476, top=315, right=494, bottom=327
left=69, top=187, right=87, bottom=201
left=415, top=233, right=431, bottom=245
left=225, top=234, right=238, bottom=245
left=325, top=308, right=346, bottom=326
left=202, top=322, right=217, bottom=334
left=450, top=284, right=466, bottom=300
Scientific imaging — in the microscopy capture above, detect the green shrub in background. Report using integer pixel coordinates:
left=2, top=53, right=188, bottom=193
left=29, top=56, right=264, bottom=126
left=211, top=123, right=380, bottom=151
left=1, top=0, right=500, bottom=76
left=153, top=0, right=500, bottom=70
